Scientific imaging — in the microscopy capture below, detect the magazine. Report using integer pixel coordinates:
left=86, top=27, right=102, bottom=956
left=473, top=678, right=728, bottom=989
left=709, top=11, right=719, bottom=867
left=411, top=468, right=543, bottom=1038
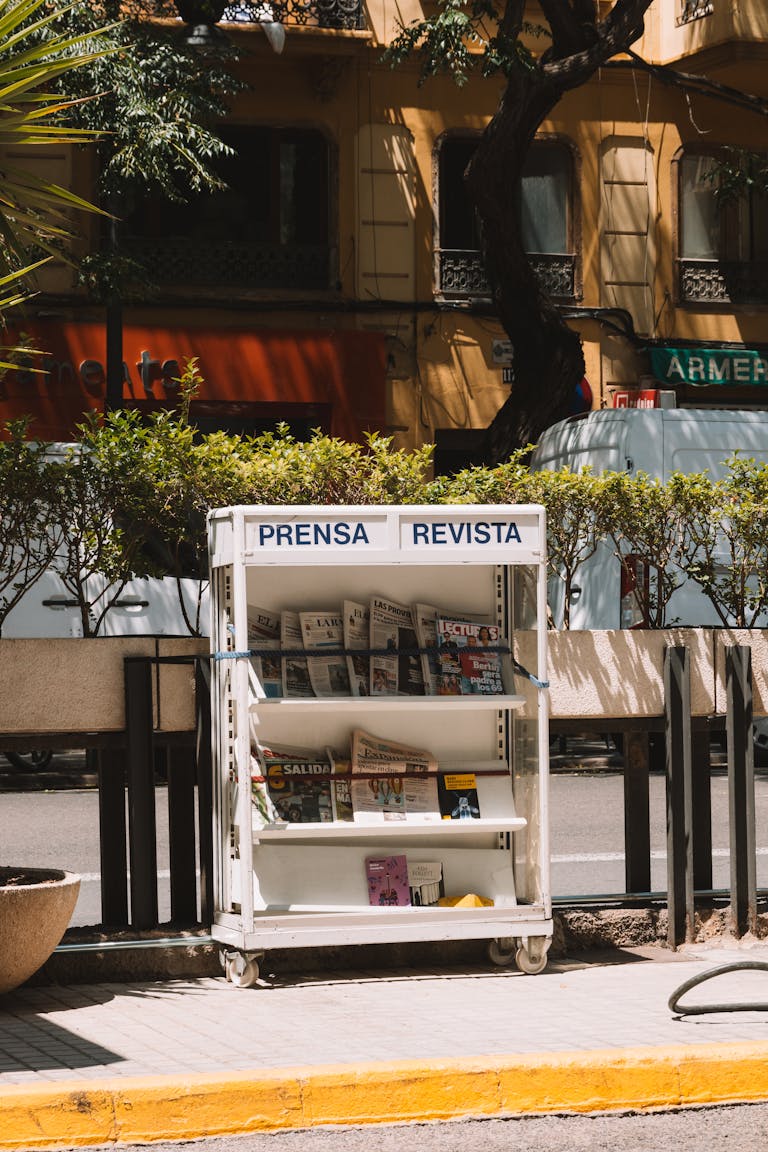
left=343, top=600, right=370, bottom=697
left=408, top=860, right=444, bottom=906
left=365, top=854, right=410, bottom=907
left=258, top=742, right=335, bottom=824
left=436, top=617, right=505, bottom=696
left=299, top=611, right=351, bottom=697
left=438, top=771, right=482, bottom=820
left=369, top=596, right=424, bottom=696
left=247, top=605, right=282, bottom=699
left=281, top=610, right=313, bottom=697
left=414, top=604, right=491, bottom=695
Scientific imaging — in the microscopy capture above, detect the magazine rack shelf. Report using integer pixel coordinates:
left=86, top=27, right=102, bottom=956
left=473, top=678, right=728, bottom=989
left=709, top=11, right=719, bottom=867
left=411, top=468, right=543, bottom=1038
left=248, top=694, right=526, bottom=713
left=208, top=504, right=552, bottom=987
left=252, top=817, right=528, bottom=841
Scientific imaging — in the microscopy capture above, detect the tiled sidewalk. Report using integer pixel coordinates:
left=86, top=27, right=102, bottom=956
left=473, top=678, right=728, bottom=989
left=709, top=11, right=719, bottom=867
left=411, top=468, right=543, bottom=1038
left=3, top=945, right=768, bottom=1087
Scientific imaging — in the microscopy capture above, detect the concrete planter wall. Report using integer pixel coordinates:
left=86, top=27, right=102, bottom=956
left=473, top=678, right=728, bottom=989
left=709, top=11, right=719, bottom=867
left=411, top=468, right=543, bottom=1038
left=0, top=631, right=763, bottom=734
left=542, top=628, right=768, bottom=720
left=0, top=637, right=207, bottom=734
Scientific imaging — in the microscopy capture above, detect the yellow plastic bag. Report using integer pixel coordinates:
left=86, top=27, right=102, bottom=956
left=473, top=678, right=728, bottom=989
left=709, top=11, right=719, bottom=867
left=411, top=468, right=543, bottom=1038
left=438, top=893, right=494, bottom=908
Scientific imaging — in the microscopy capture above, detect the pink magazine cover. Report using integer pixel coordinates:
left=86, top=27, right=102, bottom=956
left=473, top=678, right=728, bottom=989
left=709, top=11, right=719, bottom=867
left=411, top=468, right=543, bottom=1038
left=365, top=854, right=411, bottom=907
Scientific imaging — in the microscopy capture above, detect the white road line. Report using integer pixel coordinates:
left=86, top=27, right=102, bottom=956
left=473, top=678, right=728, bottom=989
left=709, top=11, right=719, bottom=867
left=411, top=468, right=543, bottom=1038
left=552, top=848, right=768, bottom=864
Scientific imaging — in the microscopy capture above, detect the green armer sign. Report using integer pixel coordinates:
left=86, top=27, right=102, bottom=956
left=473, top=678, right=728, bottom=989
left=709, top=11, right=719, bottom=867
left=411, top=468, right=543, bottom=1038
left=649, top=347, right=768, bottom=386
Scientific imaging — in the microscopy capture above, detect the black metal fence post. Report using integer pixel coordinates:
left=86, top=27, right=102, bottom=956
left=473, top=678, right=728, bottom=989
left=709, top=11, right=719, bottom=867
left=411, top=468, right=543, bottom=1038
left=195, top=657, right=214, bottom=926
left=623, top=729, right=651, bottom=895
left=97, top=747, right=129, bottom=926
left=167, top=744, right=199, bottom=924
left=664, top=646, right=694, bottom=947
left=124, top=657, right=158, bottom=929
left=726, top=645, right=756, bottom=937
left=691, top=726, right=713, bottom=894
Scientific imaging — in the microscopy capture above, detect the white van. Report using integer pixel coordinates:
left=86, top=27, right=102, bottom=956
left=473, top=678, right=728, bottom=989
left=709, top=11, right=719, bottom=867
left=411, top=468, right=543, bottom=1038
left=1, top=570, right=207, bottom=638
left=530, top=407, right=768, bottom=631
left=0, top=440, right=208, bottom=639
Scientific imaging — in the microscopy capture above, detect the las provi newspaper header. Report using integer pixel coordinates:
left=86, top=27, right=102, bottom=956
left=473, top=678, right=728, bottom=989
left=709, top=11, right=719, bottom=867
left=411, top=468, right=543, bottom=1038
left=248, top=512, right=538, bottom=555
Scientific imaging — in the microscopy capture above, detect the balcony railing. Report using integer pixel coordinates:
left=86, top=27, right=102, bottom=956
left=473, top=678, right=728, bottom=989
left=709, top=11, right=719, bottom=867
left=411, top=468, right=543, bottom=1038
left=141, top=0, right=366, bottom=32
left=222, top=0, right=365, bottom=28
left=437, top=250, right=577, bottom=301
left=677, top=0, right=713, bottom=24
left=123, top=237, right=331, bottom=290
left=678, top=259, right=768, bottom=305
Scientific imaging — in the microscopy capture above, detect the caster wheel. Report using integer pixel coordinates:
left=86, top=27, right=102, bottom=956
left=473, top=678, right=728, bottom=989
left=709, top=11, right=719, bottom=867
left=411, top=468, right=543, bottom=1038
left=226, top=954, right=260, bottom=988
left=515, top=946, right=547, bottom=975
left=488, top=938, right=517, bottom=966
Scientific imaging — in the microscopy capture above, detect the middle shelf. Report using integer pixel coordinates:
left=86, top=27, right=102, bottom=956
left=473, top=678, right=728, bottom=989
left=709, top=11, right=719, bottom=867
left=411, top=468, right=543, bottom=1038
left=249, top=694, right=526, bottom=713
left=252, top=816, right=527, bottom=841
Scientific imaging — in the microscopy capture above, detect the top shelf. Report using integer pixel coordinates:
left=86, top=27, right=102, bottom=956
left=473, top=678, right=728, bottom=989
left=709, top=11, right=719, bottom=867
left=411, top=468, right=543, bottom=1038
left=249, top=694, right=526, bottom=713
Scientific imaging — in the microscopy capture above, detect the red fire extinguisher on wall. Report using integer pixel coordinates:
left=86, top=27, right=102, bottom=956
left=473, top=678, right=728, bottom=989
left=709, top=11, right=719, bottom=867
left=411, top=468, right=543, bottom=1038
left=620, top=554, right=650, bottom=629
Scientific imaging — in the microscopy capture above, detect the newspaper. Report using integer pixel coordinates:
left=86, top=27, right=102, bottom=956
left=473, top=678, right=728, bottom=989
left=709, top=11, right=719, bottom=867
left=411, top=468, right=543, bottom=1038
left=247, top=605, right=282, bottom=699
left=299, top=611, right=351, bottom=696
left=369, top=596, right=424, bottom=696
left=351, top=728, right=437, bottom=774
left=250, top=751, right=279, bottom=824
left=436, top=617, right=504, bottom=695
left=343, top=599, right=370, bottom=697
left=350, top=773, right=439, bottom=822
left=257, top=742, right=335, bottom=824
left=350, top=729, right=438, bottom=822
left=413, top=602, right=440, bottom=695
left=327, top=748, right=353, bottom=821
left=280, top=610, right=313, bottom=697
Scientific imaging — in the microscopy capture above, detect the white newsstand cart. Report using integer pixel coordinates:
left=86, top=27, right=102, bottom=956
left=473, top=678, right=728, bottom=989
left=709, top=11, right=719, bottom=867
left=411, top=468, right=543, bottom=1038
left=208, top=504, right=552, bottom=986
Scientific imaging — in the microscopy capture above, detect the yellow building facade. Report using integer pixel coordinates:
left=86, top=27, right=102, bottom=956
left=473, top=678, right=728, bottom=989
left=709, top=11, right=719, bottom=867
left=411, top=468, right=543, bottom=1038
left=4, top=0, right=767, bottom=462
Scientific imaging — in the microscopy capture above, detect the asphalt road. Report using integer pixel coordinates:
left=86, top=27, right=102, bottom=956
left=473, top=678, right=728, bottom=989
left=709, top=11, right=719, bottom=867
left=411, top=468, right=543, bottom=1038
left=32, top=1104, right=768, bottom=1152
left=2, top=762, right=768, bottom=926
left=0, top=783, right=175, bottom=927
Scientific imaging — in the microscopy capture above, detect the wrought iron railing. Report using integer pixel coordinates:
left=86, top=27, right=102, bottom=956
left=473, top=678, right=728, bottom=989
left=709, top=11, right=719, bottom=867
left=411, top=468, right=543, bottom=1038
left=677, top=0, right=713, bottom=25
left=141, top=0, right=366, bottom=31
left=123, top=237, right=331, bottom=290
left=222, top=0, right=365, bottom=28
left=678, top=259, right=768, bottom=305
left=437, top=250, right=577, bottom=301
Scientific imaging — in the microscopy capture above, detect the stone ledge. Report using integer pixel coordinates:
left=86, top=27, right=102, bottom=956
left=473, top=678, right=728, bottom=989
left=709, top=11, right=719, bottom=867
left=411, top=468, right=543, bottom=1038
left=24, top=905, right=768, bottom=986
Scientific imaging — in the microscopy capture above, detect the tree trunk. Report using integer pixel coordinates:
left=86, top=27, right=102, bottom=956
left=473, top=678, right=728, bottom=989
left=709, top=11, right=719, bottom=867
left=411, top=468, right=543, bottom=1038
left=466, top=71, right=585, bottom=463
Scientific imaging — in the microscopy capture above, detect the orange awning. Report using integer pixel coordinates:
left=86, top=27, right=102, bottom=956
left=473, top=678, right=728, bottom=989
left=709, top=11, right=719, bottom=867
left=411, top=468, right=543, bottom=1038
left=1, top=320, right=386, bottom=443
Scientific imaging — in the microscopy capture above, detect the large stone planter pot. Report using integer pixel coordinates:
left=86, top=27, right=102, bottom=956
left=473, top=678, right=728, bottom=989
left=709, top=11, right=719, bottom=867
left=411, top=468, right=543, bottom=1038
left=0, top=868, right=80, bottom=995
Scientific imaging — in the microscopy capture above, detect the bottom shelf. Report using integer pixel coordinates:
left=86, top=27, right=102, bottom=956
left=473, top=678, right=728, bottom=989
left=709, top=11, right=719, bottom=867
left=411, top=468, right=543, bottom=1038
left=247, top=845, right=521, bottom=910
left=214, top=906, right=553, bottom=950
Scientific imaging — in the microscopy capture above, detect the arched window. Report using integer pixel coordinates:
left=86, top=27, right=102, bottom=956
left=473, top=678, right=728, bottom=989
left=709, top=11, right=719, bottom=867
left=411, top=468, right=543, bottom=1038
left=436, top=135, right=577, bottom=300
left=678, top=149, right=768, bottom=304
left=124, top=125, right=333, bottom=291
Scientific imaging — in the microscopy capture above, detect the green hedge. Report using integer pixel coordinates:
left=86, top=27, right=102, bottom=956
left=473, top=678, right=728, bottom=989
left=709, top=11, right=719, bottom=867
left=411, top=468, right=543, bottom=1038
left=3, top=371, right=767, bottom=633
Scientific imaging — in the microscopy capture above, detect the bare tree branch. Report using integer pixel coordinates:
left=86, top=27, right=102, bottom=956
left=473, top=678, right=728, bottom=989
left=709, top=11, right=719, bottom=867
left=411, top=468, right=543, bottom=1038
left=605, top=49, right=768, bottom=118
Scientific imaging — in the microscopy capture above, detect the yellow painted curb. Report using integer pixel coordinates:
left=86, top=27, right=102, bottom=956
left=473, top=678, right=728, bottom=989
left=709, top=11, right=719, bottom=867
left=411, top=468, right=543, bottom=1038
left=3, top=1042, right=768, bottom=1149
